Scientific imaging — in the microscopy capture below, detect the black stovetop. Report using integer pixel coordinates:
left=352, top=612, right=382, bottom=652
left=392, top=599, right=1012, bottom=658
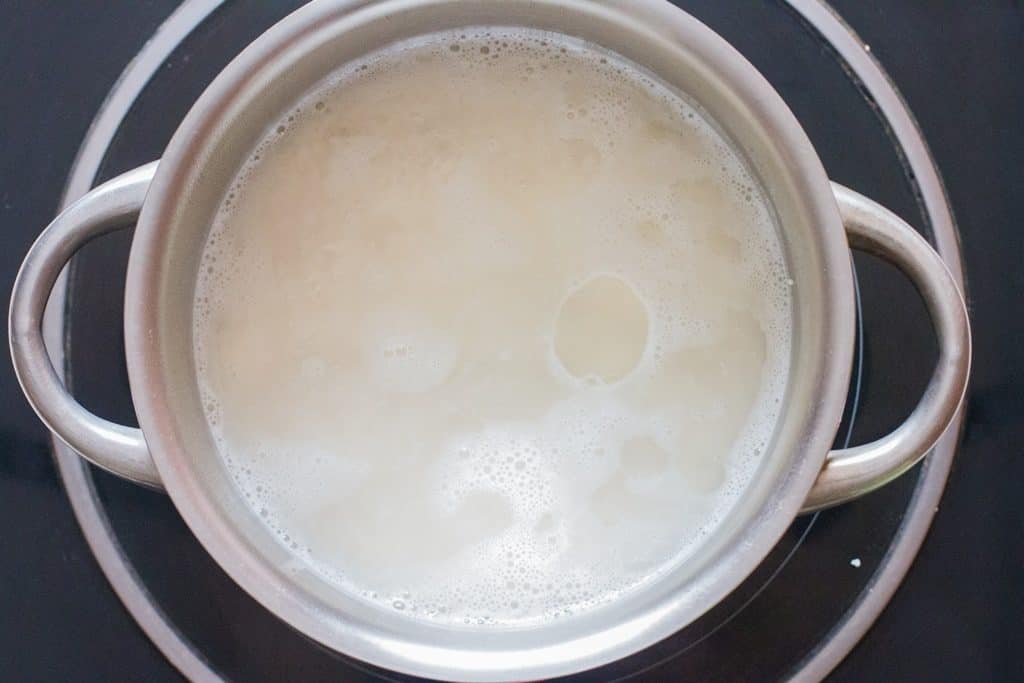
left=1, top=2, right=1021, bottom=681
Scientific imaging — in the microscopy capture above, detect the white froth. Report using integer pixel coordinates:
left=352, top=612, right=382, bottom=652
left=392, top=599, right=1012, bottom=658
left=193, top=27, right=792, bottom=627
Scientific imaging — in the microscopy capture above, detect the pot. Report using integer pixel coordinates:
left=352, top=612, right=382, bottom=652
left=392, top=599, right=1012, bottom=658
left=9, top=1, right=970, bottom=680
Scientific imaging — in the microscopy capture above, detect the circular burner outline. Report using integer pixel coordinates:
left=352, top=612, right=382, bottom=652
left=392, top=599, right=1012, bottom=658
left=43, top=1, right=964, bottom=681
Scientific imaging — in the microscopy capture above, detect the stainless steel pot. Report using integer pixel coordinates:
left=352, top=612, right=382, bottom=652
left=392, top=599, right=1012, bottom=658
left=9, top=1, right=970, bottom=680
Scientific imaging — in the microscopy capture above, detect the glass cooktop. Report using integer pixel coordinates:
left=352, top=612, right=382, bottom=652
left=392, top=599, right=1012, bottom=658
left=23, top=0, right=972, bottom=680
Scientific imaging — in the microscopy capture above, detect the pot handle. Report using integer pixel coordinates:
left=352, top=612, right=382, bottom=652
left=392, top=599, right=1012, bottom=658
left=9, top=162, right=162, bottom=488
left=802, top=183, right=971, bottom=511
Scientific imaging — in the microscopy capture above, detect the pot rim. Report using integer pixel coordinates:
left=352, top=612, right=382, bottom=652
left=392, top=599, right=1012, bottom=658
left=125, top=1, right=855, bottom=680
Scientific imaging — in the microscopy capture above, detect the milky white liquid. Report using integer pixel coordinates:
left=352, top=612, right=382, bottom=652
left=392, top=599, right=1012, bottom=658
left=193, top=28, right=792, bottom=626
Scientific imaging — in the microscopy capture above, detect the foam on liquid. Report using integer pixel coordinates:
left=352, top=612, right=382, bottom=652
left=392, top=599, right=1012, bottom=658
left=193, top=28, right=792, bottom=627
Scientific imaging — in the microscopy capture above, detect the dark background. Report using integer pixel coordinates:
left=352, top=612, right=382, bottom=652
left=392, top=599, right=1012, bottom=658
left=0, top=1, right=1020, bottom=681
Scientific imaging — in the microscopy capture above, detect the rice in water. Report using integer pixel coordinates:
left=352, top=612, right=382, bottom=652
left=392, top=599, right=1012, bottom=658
left=193, top=28, right=792, bottom=626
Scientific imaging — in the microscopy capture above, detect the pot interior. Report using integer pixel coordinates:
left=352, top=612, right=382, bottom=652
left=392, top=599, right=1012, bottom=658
left=130, top=0, right=852, bottom=678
